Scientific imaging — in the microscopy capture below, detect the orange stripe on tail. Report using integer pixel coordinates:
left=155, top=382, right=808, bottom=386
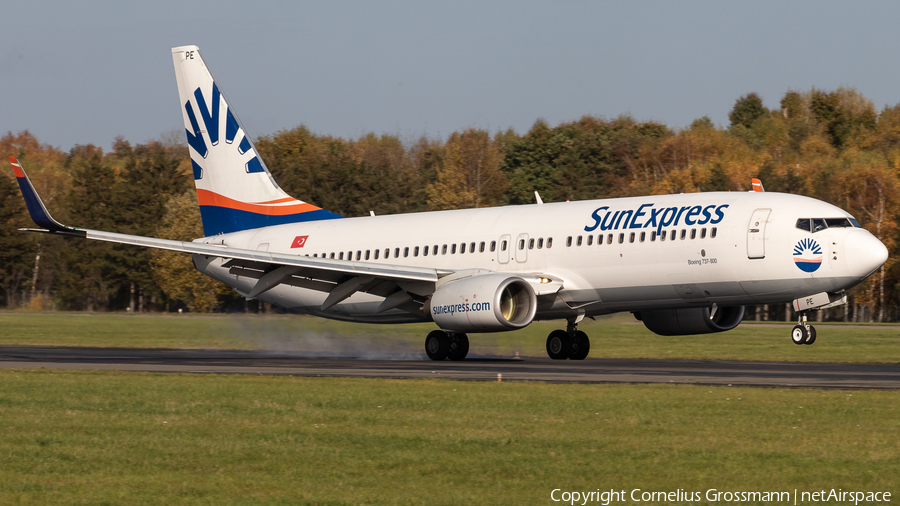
left=196, top=189, right=322, bottom=216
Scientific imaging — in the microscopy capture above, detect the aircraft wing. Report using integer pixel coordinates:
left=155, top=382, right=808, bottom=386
left=9, top=156, right=444, bottom=309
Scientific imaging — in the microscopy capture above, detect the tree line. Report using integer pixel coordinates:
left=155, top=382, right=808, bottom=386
left=1, top=86, right=898, bottom=321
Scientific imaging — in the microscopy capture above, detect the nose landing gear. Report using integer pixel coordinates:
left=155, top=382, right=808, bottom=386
left=791, top=313, right=817, bottom=345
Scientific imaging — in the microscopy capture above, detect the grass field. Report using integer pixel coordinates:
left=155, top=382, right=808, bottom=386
left=1, top=369, right=898, bottom=505
left=2, top=311, right=900, bottom=363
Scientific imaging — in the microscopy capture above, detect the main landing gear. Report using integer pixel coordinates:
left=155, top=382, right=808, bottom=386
left=425, top=330, right=469, bottom=361
left=546, top=318, right=590, bottom=360
left=791, top=313, right=817, bottom=345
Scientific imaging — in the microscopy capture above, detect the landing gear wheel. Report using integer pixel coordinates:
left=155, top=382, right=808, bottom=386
left=791, top=325, right=808, bottom=345
left=568, top=330, right=590, bottom=360
left=447, top=333, right=469, bottom=361
left=546, top=330, right=570, bottom=360
left=804, top=326, right=817, bottom=345
left=425, top=330, right=449, bottom=361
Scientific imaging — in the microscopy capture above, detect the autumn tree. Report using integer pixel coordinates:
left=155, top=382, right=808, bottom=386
left=427, top=128, right=507, bottom=210
left=729, top=92, right=768, bottom=130
left=150, top=191, right=231, bottom=312
left=55, top=145, right=122, bottom=311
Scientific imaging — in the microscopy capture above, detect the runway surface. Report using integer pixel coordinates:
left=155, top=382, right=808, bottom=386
left=1, top=345, right=898, bottom=389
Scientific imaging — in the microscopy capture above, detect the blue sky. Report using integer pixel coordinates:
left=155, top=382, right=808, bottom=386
left=3, top=1, right=899, bottom=152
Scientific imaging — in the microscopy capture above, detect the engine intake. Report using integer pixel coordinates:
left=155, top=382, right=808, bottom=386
left=636, top=306, right=744, bottom=336
left=430, top=274, right=537, bottom=332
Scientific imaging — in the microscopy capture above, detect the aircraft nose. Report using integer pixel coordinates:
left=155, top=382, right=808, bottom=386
left=845, top=229, right=888, bottom=279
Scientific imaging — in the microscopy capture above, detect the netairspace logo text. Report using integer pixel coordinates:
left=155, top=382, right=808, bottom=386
left=549, top=488, right=892, bottom=505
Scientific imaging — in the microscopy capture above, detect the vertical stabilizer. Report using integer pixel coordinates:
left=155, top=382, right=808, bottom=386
left=171, top=46, right=341, bottom=236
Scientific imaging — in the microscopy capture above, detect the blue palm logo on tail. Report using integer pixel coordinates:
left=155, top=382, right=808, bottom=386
left=793, top=238, right=823, bottom=272
left=184, top=83, right=264, bottom=179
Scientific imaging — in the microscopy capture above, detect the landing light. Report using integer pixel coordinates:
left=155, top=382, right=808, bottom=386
left=539, top=277, right=551, bottom=284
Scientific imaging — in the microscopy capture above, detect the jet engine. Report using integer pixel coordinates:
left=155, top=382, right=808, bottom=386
left=635, top=305, right=744, bottom=336
left=429, top=273, right=537, bottom=333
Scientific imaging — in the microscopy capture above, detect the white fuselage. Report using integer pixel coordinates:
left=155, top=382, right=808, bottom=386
left=194, top=191, right=884, bottom=324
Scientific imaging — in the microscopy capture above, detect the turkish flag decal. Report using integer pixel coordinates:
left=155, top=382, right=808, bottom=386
left=291, top=235, right=309, bottom=248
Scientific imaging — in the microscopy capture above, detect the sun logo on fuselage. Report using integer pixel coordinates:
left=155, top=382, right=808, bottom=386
left=793, top=238, right=823, bottom=272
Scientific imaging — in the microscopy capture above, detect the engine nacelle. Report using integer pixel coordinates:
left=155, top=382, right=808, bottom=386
left=636, top=306, right=744, bottom=336
left=430, top=273, right=537, bottom=333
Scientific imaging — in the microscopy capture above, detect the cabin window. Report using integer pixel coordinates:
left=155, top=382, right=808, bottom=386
left=365, top=250, right=370, bottom=260
left=567, top=236, right=573, bottom=247
left=586, top=235, right=593, bottom=246
left=547, top=237, right=553, bottom=248
left=470, top=242, right=476, bottom=253
left=660, top=231, right=666, bottom=241
left=629, top=232, right=635, bottom=243
left=701, top=228, right=707, bottom=239
left=529, top=238, right=535, bottom=249
left=356, top=251, right=361, bottom=260
left=460, top=243, right=466, bottom=254
left=680, top=230, right=687, bottom=240
left=597, top=234, right=604, bottom=245
left=618, top=233, right=625, bottom=244
left=479, top=241, right=485, bottom=252
left=537, top=238, right=543, bottom=249
left=385, top=248, right=390, bottom=258
left=640, top=231, right=646, bottom=242
left=518, top=240, right=525, bottom=250
left=403, top=247, right=409, bottom=257
left=442, top=244, right=448, bottom=255
left=339, top=252, right=344, bottom=260
left=330, top=252, right=335, bottom=259
left=422, top=245, right=428, bottom=256
left=501, top=240, right=507, bottom=251
left=711, top=227, right=718, bottom=238
left=313, top=253, right=318, bottom=258
left=651, top=231, right=657, bottom=242
left=607, top=233, right=613, bottom=244
left=394, top=248, right=400, bottom=258
left=374, top=249, right=380, bottom=260
left=577, top=236, right=583, bottom=247
left=433, top=245, right=438, bottom=255
left=452, top=244, right=457, bottom=254
left=690, top=229, right=697, bottom=239
left=414, top=246, right=419, bottom=257
left=490, top=241, right=497, bottom=252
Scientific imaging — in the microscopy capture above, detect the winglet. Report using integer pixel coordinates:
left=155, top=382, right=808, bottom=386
left=8, top=156, right=85, bottom=237
left=751, top=178, right=765, bottom=192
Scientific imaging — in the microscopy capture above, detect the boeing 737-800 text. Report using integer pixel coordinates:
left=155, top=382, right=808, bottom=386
left=9, top=46, right=889, bottom=360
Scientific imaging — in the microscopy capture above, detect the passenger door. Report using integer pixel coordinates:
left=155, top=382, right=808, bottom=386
left=747, top=208, right=771, bottom=259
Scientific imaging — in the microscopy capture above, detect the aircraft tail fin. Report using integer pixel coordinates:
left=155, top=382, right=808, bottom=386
left=171, top=46, right=342, bottom=236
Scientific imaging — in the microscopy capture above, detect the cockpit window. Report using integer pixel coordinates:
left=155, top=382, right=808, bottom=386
left=849, top=218, right=862, bottom=228
left=812, top=218, right=827, bottom=232
left=825, top=218, right=852, bottom=228
left=795, top=219, right=811, bottom=232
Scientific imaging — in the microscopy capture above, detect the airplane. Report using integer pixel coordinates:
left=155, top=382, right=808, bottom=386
left=8, top=45, right=889, bottom=361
